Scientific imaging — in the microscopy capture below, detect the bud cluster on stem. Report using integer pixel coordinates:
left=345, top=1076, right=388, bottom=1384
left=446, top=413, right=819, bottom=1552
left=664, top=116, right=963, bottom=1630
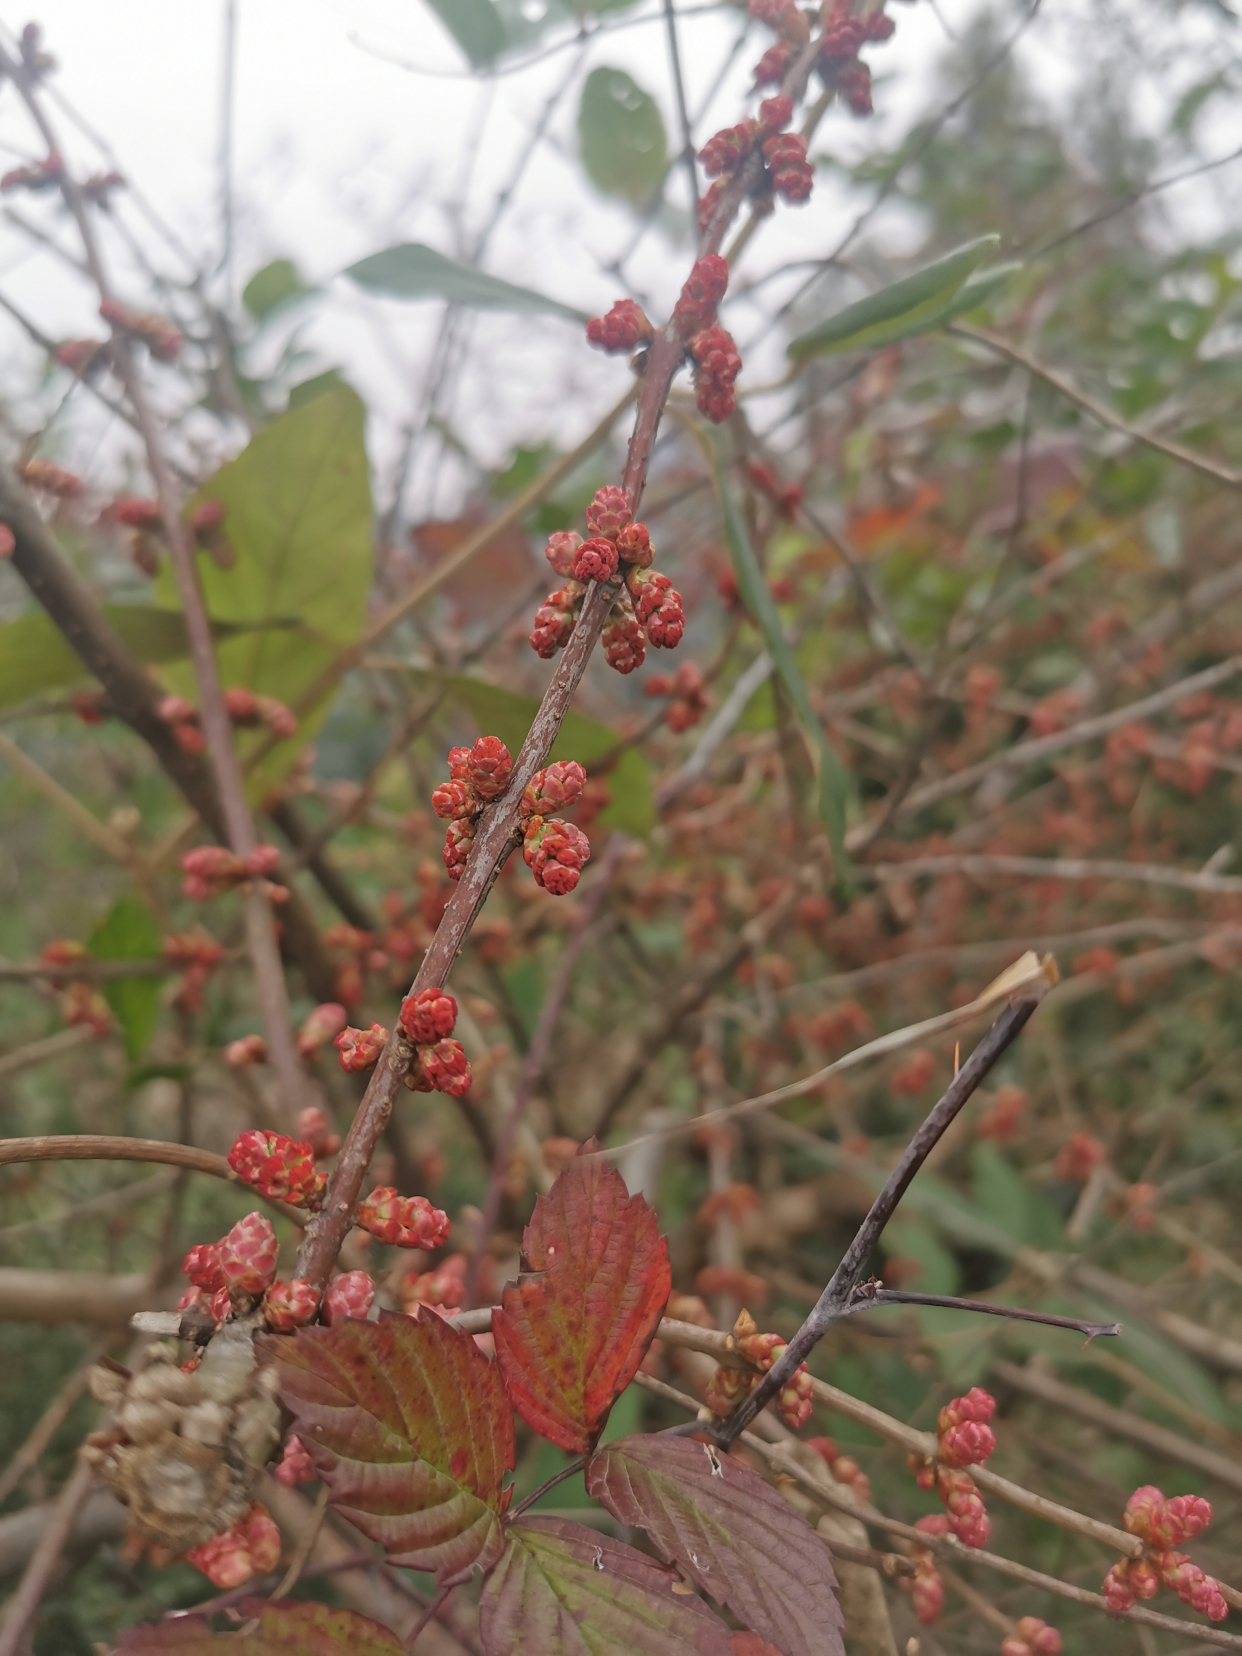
left=704, top=1309, right=815, bottom=1430
left=908, top=1387, right=997, bottom=1548
left=1102, top=1486, right=1227, bottom=1621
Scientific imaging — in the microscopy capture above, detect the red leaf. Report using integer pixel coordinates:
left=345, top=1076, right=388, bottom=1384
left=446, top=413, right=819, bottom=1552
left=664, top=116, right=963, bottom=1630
left=730, top=1639, right=785, bottom=1656
left=269, top=1308, right=513, bottom=1584
left=114, top=1599, right=402, bottom=1652
left=492, top=1144, right=670, bottom=1452
left=478, top=1516, right=735, bottom=1655
left=586, top=1434, right=843, bottom=1656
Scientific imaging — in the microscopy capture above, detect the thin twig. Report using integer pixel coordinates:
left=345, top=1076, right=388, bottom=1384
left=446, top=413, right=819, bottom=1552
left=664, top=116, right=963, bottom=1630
left=0, top=1025, right=93, bottom=1080
left=0, top=1457, right=94, bottom=1656
left=662, top=0, right=699, bottom=218
left=0, top=1355, right=99, bottom=1509
left=848, top=1287, right=1120, bottom=1340
left=717, top=996, right=1045, bottom=1443
left=270, top=1483, right=328, bottom=1601
left=950, top=323, right=1242, bottom=490
left=405, top=1586, right=452, bottom=1652
left=869, top=852, right=1242, bottom=898
left=508, top=1457, right=588, bottom=1523
left=0, top=731, right=138, bottom=866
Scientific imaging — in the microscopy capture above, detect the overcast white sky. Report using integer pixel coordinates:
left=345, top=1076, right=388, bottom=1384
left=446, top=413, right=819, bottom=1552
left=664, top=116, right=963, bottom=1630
left=0, top=0, right=1234, bottom=519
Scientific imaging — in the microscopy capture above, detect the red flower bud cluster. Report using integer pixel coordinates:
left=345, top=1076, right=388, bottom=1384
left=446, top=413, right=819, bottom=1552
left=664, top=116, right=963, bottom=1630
left=296, top=1105, right=341, bottom=1157
left=907, top=1388, right=996, bottom=1547
left=688, top=325, right=742, bottom=423
left=356, top=1186, right=451, bottom=1249
left=835, top=60, right=873, bottom=117
left=400, top=1252, right=467, bottom=1313
left=603, top=598, right=647, bottom=674
left=817, top=7, right=894, bottom=117
left=807, top=1438, right=871, bottom=1506
left=1055, top=1130, right=1106, bottom=1182
left=1001, top=1618, right=1062, bottom=1656
left=586, top=298, right=654, bottom=354
left=19, top=456, right=85, bottom=498
left=645, top=661, right=711, bottom=732
left=748, top=0, right=810, bottom=42
left=520, top=760, right=587, bottom=820
left=1, top=150, right=64, bottom=193
left=901, top=1519, right=949, bottom=1623
left=162, top=928, right=225, bottom=1012
left=297, top=1001, right=348, bottom=1056
left=227, top=1131, right=326, bottom=1208
left=59, top=979, right=113, bottom=1038
left=431, top=736, right=514, bottom=880
left=186, top=1502, right=280, bottom=1589
left=761, top=130, right=813, bottom=200
left=704, top=1311, right=814, bottom=1431
left=523, top=815, right=592, bottom=896
left=397, top=986, right=472, bottom=1095
left=99, top=297, right=181, bottom=362
left=699, top=122, right=757, bottom=182
left=180, top=843, right=286, bottom=902
left=263, top=1277, right=320, bottom=1333
left=181, top=1212, right=280, bottom=1316
left=323, top=1270, right=375, bottom=1325
left=628, top=567, right=687, bottom=649
left=753, top=39, right=798, bottom=88
left=531, top=578, right=584, bottom=658
left=273, top=1433, right=317, bottom=1486
left=1102, top=1486, right=1226, bottom=1620
left=672, top=254, right=730, bottom=335
left=223, top=685, right=298, bottom=740
left=335, top=1021, right=390, bottom=1073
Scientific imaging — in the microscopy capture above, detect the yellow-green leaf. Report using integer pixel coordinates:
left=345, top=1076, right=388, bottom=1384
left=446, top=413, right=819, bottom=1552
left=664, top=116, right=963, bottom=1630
left=87, top=895, right=165, bottom=1061
left=578, top=67, right=668, bottom=208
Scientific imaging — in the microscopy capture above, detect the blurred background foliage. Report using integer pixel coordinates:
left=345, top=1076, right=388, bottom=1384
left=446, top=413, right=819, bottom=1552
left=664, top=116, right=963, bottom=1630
left=1, top=0, right=1242, bottom=1649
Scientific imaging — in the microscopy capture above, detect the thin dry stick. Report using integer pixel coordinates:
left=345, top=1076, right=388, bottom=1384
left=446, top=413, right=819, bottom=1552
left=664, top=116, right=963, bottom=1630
left=464, top=835, right=626, bottom=1308
left=0, top=47, right=306, bottom=1126
left=950, top=322, right=1242, bottom=490
left=0, top=1456, right=94, bottom=1656
left=0, top=1025, right=93, bottom=1080
left=0, top=1356, right=97, bottom=1508
left=292, top=17, right=836, bottom=1292
left=270, top=1483, right=330, bottom=1601
left=883, top=651, right=1242, bottom=822
left=869, top=852, right=1242, bottom=898
left=0, top=1136, right=308, bottom=1225
left=0, top=732, right=137, bottom=865
left=717, top=994, right=1047, bottom=1444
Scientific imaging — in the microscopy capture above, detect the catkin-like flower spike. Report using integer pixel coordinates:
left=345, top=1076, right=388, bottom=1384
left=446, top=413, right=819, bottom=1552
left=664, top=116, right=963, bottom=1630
left=431, top=777, right=480, bottom=821
left=217, top=1212, right=279, bottom=1299
left=586, top=299, right=653, bottom=353
left=572, top=537, right=619, bottom=583
left=443, top=817, right=476, bottom=881
left=615, top=521, right=653, bottom=567
left=585, top=484, right=632, bottom=541
left=418, top=1037, right=472, bottom=1096
left=603, top=603, right=647, bottom=674
left=463, top=735, right=513, bottom=800
left=672, top=253, right=730, bottom=334
left=519, top=760, right=587, bottom=821
left=689, top=325, right=742, bottom=423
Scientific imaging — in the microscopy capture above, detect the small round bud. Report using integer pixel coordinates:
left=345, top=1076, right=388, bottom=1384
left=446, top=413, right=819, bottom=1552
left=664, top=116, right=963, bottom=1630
left=399, top=987, right=458, bottom=1043
left=544, top=530, right=583, bottom=576
left=586, top=299, right=653, bottom=353
left=356, top=1187, right=451, bottom=1249
left=523, top=817, right=591, bottom=896
left=218, top=1212, right=279, bottom=1298
left=227, top=1131, right=326, bottom=1209
left=585, top=485, right=632, bottom=542
left=263, top=1278, right=320, bottom=1333
left=186, top=1503, right=281, bottom=1589
left=431, top=778, right=480, bottom=821
left=520, top=760, right=587, bottom=821
left=273, top=1433, right=317, bottom=1485
left=323, top=1270, right=375, bottom=1325
left=572, top=537, right=620, bottom=583
left=419, top=1037, right=472, bottom=1096
left=443, top=818, right=476, bottom=881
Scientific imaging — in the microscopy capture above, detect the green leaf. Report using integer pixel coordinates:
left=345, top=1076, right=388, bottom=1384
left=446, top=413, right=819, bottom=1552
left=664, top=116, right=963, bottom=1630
left=270, top=1310, right=515, bottom=1585
left=115, top=1598, right=403, bottom=1653
left=242, top=258, right=316, bottom=324
left=788, top=235, right=1002, bottom=359
left=345, top=243, right=587, bottom=321
left=418, top=671, right=655, bottom=836
left=970, top=1141, right=1062, bottom=1248
left=87, top=896, right=165, bottom=1061
left=421, top=0, right=509, bottom=65
left=155, top=385, right=373, bottom=798
left=479, top=1517, right=735, bottom=1655
left=0, top=607, right=290, bottom=712
left=708, top=443, right=853, bottom=864
left=578, top=67, right=668, bottom=208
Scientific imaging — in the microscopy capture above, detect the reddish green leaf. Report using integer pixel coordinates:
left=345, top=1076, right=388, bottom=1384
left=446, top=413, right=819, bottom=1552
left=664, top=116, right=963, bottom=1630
left=586, top=1434, right=843, bottom=1656
left=729, top=1638, right=785, bottom=1656
left=270, top=1308, right=513, bottom=1583
left=492, top=1145, right=670, bottom=1452
left=478, top=1516, right=734, bottom=1655
left=114, top=1599, right=402, bottom=1652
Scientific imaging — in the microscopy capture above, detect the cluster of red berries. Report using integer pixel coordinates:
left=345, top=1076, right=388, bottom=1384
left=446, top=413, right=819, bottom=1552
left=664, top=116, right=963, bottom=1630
left=908, top=1386, right=996, bottom=1548
left=585, top=297, right=653, bottom=355
left=185, top=1502, right=280, bottom=1590
left=1001, top=1619, right=1062, bottom=1656
left=180, top=843, right=285, bottom=902
left=749, top=0, right=894, bottom=118
left=645, top=661, right=712, bottom=732
left=1103, top=1486, right=1226, bottom=1621
left=704, top=1309, right=814, bottom=1431
left=531, top=484, right=685, bottom=670
left=99, top=296, right=181, bottom=362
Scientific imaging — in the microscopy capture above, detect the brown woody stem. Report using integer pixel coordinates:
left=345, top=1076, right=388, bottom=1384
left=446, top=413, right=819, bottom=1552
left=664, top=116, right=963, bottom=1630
left=846, top=1289, right=1121, bottom=1340
left=716, top=997, right=1041, bottom=1443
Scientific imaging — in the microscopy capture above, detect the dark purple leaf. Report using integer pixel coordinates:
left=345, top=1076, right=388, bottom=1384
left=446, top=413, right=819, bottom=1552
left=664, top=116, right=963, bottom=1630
left=478, top=1516, right=735, bottom=1655
left=586, top=1434, right=843, bottom=1656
